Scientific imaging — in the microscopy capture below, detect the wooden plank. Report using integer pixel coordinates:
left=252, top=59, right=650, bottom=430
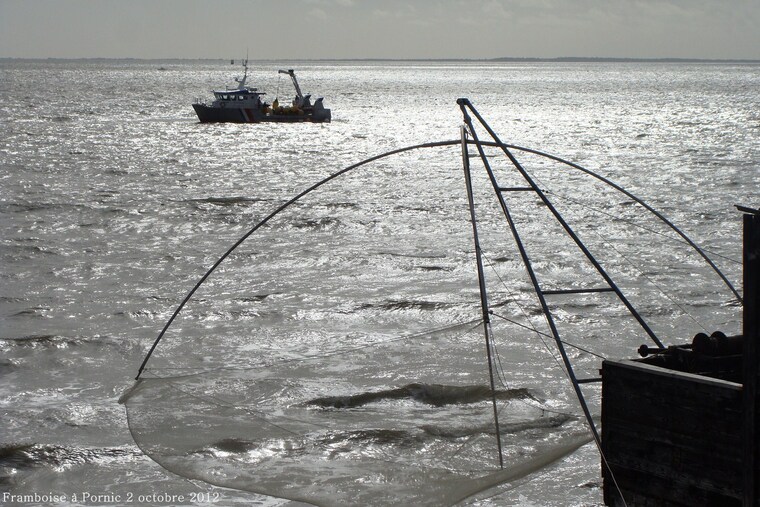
left=604, top=423, right=743, bottom=494
left=603, top=358, right=743, bottom=391
left=602, top=361, right=742, bottom=447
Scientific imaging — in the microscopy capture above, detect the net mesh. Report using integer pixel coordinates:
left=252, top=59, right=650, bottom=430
left=122, top=324, right=591, bottom=506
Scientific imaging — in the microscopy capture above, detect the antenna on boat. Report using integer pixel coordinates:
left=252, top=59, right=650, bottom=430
left=234, top=51, right=249, bottom=89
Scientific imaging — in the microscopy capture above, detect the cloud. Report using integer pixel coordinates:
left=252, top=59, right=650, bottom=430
left=481, top=1, right=510, bottom=19
left=302, top=0, right=354, bottom=7
left=308, top=7, right=329, bottom=20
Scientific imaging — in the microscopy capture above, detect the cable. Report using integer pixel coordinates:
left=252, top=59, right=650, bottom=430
left=536, top=182, right=713, bottom=335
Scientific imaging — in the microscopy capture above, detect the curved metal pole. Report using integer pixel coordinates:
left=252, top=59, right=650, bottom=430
left=502, top=143, right=742, bottom=304
left=135, top=140, right=457, bottom=379
left=389, top=139, right=740, bottom=304
left=137, top=138, right=739, bottom=378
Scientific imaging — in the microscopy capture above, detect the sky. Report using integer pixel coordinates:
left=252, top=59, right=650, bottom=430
left=0, top=0, right=758, bottom=60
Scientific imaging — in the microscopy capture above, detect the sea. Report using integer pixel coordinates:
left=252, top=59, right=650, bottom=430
left=1, top=59, right=758, bottom=506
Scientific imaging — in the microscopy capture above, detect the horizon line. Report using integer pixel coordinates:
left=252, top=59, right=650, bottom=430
left=1, top=56, right=759, bottom=64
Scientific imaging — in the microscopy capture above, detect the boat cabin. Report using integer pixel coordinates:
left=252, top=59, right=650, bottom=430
left=213, top=90, right=264, bottom=104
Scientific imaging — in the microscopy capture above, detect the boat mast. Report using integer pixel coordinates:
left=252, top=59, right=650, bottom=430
left=234, top=58, right=249, bottom=90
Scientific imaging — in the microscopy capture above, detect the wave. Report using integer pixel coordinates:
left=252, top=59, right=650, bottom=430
left=1, top=334, right=90, bottom=348
left=357, top=299, right=456, bottom=312
left=0, top=443, right=139, bottom=470
left=9, top=307, right=50, bottom=318
left=1, top=243, right=61, bottom=260
left=235, top=294, right=276, bottom=303
left=317, top=428, right=417, bottom=446
left=199, top=415, right=573, bottom=458
left=290, top=216, right=342, bottom=230
left=188, top=196, right=265, bottom=207
left=377, top=251, right=447, bottom=260
left=114, top=309, right=161, bottom=320
left=0, top=202, right=91, bottom=214
left=200, top=430, right=418, bottom=456
left=0, top=359, right=16, bottom=375
left=417, top=265, right=449, bottom=271
left=307, top=383, right=537, bottom=409
left=0, top=296, right=26, bottom=303
left=421, top=414, right=574, bottom=438
left=324, top=201, right=359, bottom=210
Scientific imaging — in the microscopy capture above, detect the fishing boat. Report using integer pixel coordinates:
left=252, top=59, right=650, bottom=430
left=192, top=60, right=331, bottom=123
left=123, top=100, right=754, bottom=506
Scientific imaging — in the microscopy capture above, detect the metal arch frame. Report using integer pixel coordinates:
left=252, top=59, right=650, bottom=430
left=499, top=142, right=742, bottom=304
left=135, top=140, right=459, bottom=380
left=136, top=120, right=740, bottom=381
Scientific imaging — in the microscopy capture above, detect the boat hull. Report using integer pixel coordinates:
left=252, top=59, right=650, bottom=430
left=193, top=104, right=331, bottom=124
left=192, top=104, right=257, bottom=123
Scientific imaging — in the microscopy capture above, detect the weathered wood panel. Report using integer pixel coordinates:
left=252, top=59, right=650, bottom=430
left=602, top=359, right=745, bottom=506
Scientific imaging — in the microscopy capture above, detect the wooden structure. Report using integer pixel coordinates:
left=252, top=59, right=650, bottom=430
left=601, top=207, right=760, bottom=506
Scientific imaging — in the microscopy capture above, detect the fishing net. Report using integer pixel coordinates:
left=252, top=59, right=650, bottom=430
left=121, top=321, right=591, bottom=506
left=119, top=147, right=603, bottom=504
left=122, top=111, right=740, bottom=505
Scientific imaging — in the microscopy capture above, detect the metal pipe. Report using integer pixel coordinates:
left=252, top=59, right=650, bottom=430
left=460, top=125, right=505, bottom=469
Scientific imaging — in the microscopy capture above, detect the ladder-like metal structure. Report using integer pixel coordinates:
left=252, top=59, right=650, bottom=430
left=457, top=98, right=665, bottom=464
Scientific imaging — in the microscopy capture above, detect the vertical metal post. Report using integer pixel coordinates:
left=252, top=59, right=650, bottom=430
left=457, top=99, right=602, bottom=447
left=742, top=207, right=759, bottom=506
left=460, top=125, right=504, bottom=469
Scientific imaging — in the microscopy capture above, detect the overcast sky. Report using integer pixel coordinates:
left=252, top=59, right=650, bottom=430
left=1, top=0, right=758, bottom=60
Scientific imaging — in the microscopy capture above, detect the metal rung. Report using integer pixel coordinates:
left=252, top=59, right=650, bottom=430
left=541, top=287, right=616, bottom=295
left=497, top=186, right=534, bottom=192
left=576, top=377, right=602, bottom=384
